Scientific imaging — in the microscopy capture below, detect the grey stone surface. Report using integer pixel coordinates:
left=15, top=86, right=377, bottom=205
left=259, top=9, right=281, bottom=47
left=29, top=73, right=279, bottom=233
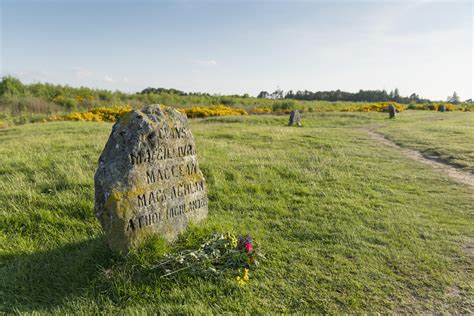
left=388, top=104, right=396, bottom=119
left=94, top=104, right=208, bottom=253
left=289, top=110, right=301, bottom=126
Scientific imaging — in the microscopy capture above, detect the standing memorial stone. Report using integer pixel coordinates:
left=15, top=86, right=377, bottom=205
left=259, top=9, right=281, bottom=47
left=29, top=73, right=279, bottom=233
left=94, top=104, right=208, bottom=253
left=288, top=110, right=301, bottom=126
left=388, top=104, right=396, bottom=119
left=439, top=105, right=446, bottom=112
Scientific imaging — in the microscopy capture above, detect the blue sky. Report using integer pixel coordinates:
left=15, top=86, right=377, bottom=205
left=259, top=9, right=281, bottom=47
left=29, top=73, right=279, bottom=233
left=1, top=0, right=472, bottom=100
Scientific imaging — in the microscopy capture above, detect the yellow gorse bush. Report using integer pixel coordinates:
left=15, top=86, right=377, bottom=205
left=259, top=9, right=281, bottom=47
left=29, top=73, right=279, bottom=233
left=178, top=105, right=248, bottom=118
left=75, top=95, right=95, bottom=102
left=49, top=105, right=133, bottom=122
left=48, top=105, right=248, bottom=123
left=341, top=102, right=405, bottom=113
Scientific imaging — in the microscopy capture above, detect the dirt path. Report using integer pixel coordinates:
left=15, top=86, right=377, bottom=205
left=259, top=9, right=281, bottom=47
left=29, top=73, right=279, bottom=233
left=363, top=129, right=474, bottom=187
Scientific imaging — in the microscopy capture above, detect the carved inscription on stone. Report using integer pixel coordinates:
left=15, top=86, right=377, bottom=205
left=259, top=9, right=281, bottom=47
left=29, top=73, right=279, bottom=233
left=94, top=104, right=208, bottom=253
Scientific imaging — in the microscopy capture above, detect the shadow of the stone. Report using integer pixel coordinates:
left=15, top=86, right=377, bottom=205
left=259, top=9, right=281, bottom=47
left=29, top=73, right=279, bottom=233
left=0, top=237, right=113, bottom=313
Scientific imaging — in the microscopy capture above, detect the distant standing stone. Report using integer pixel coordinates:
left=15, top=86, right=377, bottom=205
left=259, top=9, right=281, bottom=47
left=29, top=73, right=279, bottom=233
left=288, top=110, right=301, bottom=126
left=439, top=105, right=446, bottom=112
left=94, top=104, right=208, bottom=253
left=388, top=104, right=396, bottom=119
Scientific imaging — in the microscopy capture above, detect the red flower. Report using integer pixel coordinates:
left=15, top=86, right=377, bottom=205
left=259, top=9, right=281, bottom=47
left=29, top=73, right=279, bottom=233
left=245, top=242, right=252, bottom=253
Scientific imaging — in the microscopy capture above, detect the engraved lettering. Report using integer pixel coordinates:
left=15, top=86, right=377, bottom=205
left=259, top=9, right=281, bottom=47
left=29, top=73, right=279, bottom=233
left=127, top=219, right=135, bottom=231
left=146, top=171, right=156, bottom=184
left=146, top=161, right=199, bottom=184
left=137, top=194, right=147, bottom=207
left=130, top=152, right=142, bottom=165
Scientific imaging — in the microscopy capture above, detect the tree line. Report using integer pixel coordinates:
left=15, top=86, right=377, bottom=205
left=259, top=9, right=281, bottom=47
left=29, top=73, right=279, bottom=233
left=257, top=88, right=469, bottom=104
left=258, top=88, right=431, bottom=104
left=0, top=76, right=467, bottom=109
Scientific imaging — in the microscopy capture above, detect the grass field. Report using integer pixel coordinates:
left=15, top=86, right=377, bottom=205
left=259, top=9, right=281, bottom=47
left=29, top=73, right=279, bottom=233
left=0, top=111, right=473, bottom=313
left=378, top=111, right=474, bottom=172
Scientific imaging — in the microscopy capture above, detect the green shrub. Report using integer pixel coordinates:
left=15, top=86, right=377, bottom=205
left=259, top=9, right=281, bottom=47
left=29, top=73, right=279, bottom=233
left=0, top=76, right=26, bottom=97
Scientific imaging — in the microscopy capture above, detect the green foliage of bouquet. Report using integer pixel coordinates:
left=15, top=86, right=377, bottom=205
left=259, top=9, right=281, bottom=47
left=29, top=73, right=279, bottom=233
left=150, top=232, right=262, bottom=286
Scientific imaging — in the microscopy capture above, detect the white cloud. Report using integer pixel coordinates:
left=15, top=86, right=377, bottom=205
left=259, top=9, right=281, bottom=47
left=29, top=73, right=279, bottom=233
left=74, top=67, right=93, bottom=78
left=104, top=75, right=115, bottom=83
left=102, top=75, right=129, bottom=85
left=192, top=59, right=218, bottom=66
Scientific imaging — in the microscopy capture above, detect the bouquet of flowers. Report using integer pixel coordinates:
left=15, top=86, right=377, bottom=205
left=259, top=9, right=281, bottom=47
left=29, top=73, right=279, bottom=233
left=151, top=232, right=262, bottom=286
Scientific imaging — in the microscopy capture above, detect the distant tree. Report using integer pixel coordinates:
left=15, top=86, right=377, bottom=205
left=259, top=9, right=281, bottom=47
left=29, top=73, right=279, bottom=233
left=0, top=76, right=26, bottom=97
left=140, top=87, right=187, bottom=96
left=409, top=93, right=419, bottom=100
left=271, top=89, right=284, bottom=99
left=257, top=91, right=270, bottom=98
left=282, top=88, right=421, bottom=103
left=409, top=93, right=421, bottom=103
left=447, top=91, right=460, bottom=104
left=393, top=88, right=400, bottom=102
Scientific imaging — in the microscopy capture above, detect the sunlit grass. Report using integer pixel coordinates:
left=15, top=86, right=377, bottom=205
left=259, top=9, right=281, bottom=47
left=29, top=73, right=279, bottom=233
left=378, top=111, right=474, bottom=171
left=0, top=112, right=472, bottom=313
